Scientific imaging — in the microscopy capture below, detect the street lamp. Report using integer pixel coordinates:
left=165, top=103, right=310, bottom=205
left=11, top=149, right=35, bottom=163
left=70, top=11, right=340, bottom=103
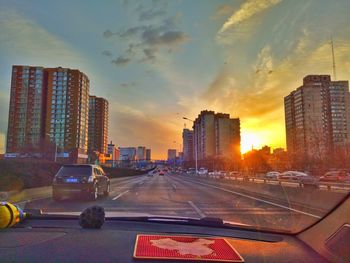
left=46, top=133, right=57, bottom=162
left=183, top=117, right=198, bottom=174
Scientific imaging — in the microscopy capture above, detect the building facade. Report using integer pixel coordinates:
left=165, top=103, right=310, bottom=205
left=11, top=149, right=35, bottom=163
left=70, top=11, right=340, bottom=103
left=137, top=146, right=146, bottom=161
left=6, top=65, right=92, bottom=163
left=284, top=75, right=350, bottom=162
left=6, top=66, right=45, bottom=153
left=119, top=147, right=137, bottom=161
left=146, top=148, right=151, bottom=161
left=214, top=113, right=241, bottom=160
left=167, top=149, right=177, bottom=161
left=193, top=110, right=241, bottom=162
left=44, top=67, right=90, bottom=163
left=194, top=111, right=216, bottom=160
left=182, top=128, right=194, bottom=161
left=88, top=96, right=109, bottom=155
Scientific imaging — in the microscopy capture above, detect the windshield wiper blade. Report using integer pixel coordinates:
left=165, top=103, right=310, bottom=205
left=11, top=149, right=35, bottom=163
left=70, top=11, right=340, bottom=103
left=108, top=215, right=230, bottom=227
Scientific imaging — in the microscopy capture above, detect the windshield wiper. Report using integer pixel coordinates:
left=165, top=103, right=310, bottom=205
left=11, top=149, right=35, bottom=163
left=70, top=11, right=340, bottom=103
left=107, top=215, right=240, bottom=228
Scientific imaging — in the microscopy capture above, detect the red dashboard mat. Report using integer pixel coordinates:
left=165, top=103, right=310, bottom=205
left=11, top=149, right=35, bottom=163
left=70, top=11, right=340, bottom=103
left=133, top=234, right=244, bottom=262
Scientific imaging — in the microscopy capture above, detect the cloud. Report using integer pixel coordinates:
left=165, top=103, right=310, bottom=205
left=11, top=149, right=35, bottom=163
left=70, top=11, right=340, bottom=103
left=103, top=12, right=189, bottom=66
left=102, top=50, right=112, bottom=57
left=219, top=0, right=282, bottom=34
left=142, top=29, right=189, bottom=47
left=212, top=4, right=233, bottom=19
left=139, top=9, right=166, bottom=21
left=118, top=25, right=149, bottom=38
left=120, top=82, right=135, bottom=88
left=141, top=48, right=157, bottom=62
left=103, top=29, right=115, bottom=38
left=111, top=56, right=131, bottom=66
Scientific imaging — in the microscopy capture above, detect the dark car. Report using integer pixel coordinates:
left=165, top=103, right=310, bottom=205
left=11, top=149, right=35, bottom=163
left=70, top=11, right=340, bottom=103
left=319, top=171, right=350, bottom=183
left=52, top=164, right=110, bottom=201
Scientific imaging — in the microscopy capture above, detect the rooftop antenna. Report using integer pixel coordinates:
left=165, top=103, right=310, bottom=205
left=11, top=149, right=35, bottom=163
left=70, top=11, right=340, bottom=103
left=331, top=35, right=337, bottom=80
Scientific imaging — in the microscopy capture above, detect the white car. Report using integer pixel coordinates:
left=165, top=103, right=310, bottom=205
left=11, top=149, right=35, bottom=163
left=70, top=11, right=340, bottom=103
left=279, top=171, right=318, bottom=185
left=229, top=171, right=240, bottom=177
left=198, top=168, right=208, bottom=175
left=265, top=171, right=280, bottom=180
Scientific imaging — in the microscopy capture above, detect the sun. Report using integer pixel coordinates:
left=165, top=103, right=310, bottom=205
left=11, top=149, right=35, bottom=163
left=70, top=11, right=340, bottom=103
left=241, top=132, right=263, bottom=154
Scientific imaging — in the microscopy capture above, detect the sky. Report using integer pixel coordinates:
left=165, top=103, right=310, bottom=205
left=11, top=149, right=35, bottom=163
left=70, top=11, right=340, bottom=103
left=1, top=0, right=350, bottom=159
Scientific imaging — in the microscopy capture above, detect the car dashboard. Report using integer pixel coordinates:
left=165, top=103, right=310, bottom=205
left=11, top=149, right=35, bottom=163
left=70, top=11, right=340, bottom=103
left=0, top=217, right=327, bottom=263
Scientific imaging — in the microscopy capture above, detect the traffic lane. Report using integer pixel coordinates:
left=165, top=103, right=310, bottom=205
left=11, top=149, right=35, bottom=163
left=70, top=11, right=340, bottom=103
left=167, top=174, right=319, bottom=232
left=23, top=175, right=150, bottom=213
left=104, top=173, right=315, bottom=232
left=24, top=173, right=317, bottom=232
left=178, top=173, right=344, bottom=215
left=100, top=174, right=199, bottom=218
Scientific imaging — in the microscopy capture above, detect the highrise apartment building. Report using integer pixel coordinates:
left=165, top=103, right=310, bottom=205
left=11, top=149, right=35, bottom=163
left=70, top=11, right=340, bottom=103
left=214, top=113, right=241, bottom=160
left=6, top=66, right=45, bottom=153
left=194, top=110, right=216, bottom=160
left=146, top=149, right=151, bottom=161
left=167, top=149, right=177, bottom=161
left=284, top=75, right=350, bottom=160
left=137, top=146, right=146, bottom=160
left=193, top=110, right=241, bottom=161
left=88, top=96, right=109, bottom=155
left=182, top=128, right=194, bottom=161
left=119, top=147, right=137, bottom=161
left=45, top=67, right=89, bottom=162
left=6, top=65, right=91, bottom=163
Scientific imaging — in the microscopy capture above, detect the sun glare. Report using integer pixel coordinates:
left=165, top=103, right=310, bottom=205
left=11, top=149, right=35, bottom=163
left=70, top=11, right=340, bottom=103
left=241, top=132, right=263, bottom=154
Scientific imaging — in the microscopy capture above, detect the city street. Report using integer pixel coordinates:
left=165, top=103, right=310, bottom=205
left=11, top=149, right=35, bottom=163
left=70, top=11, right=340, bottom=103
left=23, top=172, right=332, bottom=232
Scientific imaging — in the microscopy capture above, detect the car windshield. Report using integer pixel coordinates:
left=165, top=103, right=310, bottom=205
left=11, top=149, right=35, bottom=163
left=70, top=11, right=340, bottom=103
left=1, top=0, right=350, bottom=234
left=56, top=166, right=92, bottom=177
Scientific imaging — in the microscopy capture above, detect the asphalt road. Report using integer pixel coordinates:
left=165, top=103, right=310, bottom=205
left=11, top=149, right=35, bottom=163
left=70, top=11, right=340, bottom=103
left=24, top=173, right=327, bottom=232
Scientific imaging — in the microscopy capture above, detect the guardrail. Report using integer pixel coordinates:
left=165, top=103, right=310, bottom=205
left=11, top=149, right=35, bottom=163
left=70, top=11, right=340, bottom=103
left=183, top=173, right=350, bottom=192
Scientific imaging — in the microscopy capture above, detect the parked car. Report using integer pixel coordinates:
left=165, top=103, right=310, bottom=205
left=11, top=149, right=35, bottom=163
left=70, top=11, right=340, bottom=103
left=198, top=168, right=208, bottom=175
left=279, top=171, right=318, bottom=185
left=319, top=171, right=350, bottom=183
left=217, top=171, right=227, bottom=179
left=52, top=164, right=110, bottom=201
left=265, top=171, right=280, bottom=180
left=229, top=171, right=240, bottom=177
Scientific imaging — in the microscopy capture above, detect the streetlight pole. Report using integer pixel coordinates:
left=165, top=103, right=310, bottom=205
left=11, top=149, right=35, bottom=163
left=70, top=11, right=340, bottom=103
left=183, top=117, right=198, bottom=174
left=46, top=133, right=57, bottom=162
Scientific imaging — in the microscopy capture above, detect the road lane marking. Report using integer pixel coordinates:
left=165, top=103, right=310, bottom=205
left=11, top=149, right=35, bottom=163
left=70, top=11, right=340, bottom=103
left=178, top=177, right=321, bottom=219
left=112, top=190, right=130, bottom=200
left=188, top=201, right=206, bottom=218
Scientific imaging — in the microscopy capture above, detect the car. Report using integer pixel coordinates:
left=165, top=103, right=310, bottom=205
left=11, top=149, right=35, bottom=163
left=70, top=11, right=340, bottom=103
left=279, top=171, right=318, bottom=185
left=158, top=172, right=165, bottom=176
left=319, top=170, right=350, bottom=183
left=216, top=171, right=226, bottom=179
left=265, top=171, right=280, bottom=180
left=198, top=168, right=208, bottom=175
left=52, top=164, right=110, bottom=201
left=229, top=171, right=240, bottom=177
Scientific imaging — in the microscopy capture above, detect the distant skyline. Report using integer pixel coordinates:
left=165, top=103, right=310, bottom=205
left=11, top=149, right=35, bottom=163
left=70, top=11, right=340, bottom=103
left=1, top=0, right=350, bottom=158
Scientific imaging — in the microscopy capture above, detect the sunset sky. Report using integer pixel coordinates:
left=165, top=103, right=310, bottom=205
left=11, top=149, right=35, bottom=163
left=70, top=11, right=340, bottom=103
left=1, top=0, right=350, bottom=159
